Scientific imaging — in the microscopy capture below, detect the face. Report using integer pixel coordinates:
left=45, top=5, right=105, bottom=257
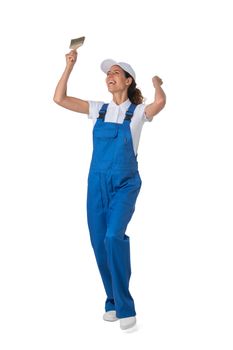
left=105, top=65, right=132, bottom=93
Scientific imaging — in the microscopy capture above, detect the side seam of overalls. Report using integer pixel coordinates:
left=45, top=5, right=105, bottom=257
left=86, top=103, right=142, bottom=318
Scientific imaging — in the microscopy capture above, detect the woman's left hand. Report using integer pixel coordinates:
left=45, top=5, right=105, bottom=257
left=152, top=76, right=163, bottom=87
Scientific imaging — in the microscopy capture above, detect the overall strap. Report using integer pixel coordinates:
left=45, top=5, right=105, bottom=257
left=98, top=103, right=109, bottom=120
left=124, top=103, right=137, bottom=121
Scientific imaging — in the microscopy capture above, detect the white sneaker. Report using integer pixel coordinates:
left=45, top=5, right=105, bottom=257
left=120, top=316, right=136, bottom=330
left=103, top=310, right=118, bottom=322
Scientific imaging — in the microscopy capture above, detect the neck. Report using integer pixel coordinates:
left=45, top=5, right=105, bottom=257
left=112, top=91, right=128, bottom=105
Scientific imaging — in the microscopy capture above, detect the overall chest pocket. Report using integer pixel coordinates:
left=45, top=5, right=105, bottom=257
left=94, top=127, right=118, bottom=139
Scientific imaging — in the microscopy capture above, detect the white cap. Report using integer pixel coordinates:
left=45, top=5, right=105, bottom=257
left=100, top=59, right=136, bottom=81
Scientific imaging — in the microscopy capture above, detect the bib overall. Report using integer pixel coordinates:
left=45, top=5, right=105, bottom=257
left=86, top=103, right=142, bottom=318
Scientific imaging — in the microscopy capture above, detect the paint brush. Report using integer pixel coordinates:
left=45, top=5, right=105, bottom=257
left=69, top=36, right=85, bottom=50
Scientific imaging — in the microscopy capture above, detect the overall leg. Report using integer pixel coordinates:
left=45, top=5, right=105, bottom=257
left=104, top=172, right=142, bottom=318
left=87, top=171, right=115, bottom=311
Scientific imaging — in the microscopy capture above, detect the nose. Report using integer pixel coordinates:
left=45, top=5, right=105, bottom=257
left=107, top=71, right=114, bottom=78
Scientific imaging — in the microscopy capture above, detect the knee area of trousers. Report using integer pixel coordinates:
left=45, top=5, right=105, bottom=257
left=104, top=233, right=129, bottom=247
left=104, top=234, right=119, bottom=248
left=104, top=228, right=122, bottom=241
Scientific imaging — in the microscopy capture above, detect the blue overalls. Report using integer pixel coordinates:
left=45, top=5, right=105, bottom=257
left=86, top=103, right=142, bottom=318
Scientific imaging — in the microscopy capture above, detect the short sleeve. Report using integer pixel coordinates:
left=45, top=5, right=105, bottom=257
left=136, top=103, right=153, bottom=122
left=143, top=104, right=154, bottom=122
left=88, top=100, right=105, bottom=120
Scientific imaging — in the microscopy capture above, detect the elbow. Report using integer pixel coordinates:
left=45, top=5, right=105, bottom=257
left=53, top=95, right=63, bottom=105
left=145, top=96, right=166, bottom=118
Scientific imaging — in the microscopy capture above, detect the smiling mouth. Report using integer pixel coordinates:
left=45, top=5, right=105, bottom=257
left=108, top=80, right=116, bottom=86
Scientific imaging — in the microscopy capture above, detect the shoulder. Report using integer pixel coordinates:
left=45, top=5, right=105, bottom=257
left=87, top=100, right=106, bottom=119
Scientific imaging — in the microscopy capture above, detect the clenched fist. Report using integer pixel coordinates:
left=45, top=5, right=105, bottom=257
left=152, top=76, right=163, bottom=87
left=65, top=50, right=78, bottom=67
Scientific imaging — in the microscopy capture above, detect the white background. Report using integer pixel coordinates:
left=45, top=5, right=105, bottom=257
left=0, top=0, right=233, bottom=349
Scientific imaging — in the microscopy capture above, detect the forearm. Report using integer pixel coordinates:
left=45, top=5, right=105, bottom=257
left=145, top=79, right=166, bottom=118
left=53, top=65, right=73, bottom=103
left=154, top=83, right=166, bottom=105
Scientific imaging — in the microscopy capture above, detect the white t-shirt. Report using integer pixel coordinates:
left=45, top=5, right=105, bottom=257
left=88, top=99, right=153, bottom=156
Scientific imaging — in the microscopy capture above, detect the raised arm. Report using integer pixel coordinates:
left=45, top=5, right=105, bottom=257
left=53, top=50, right=89, bottom=114
left=145, top=76, right=166, bottom=119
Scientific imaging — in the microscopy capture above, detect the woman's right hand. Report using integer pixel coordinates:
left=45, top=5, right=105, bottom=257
left=65, top=50, right=78, bottom=68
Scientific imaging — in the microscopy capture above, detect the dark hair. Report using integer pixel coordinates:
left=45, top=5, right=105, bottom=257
left=124, top=71, right=144, bottom=105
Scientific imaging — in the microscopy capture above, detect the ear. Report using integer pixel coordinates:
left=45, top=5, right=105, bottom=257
left=126, top=77, right=133, bottom=86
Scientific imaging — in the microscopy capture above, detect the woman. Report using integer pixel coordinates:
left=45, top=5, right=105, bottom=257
left=53, top=49, right=166, bottom=330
